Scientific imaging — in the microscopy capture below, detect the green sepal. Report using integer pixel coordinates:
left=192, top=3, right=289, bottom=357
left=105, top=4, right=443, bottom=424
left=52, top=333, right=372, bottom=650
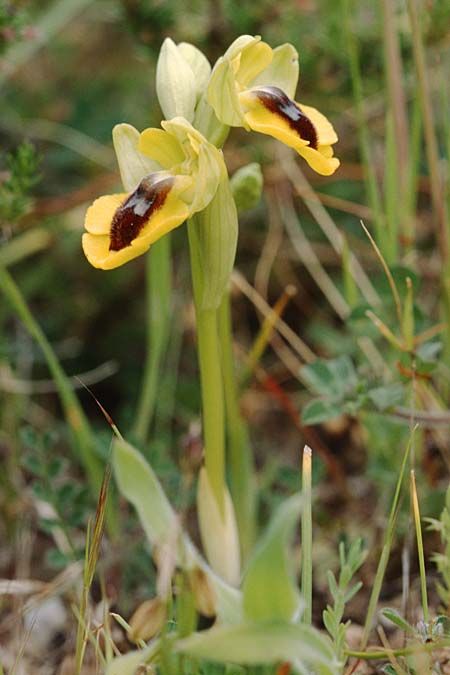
left=112, top=123, right=160, bottom=192
left=177, top=41, right=211, bottom=102
left=252, top=43, right=299, bottom=99
left=189, top=175, right=238, bottom=310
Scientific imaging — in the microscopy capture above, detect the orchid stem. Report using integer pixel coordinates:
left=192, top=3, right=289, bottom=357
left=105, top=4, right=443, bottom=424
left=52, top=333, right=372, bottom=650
left=218, top=291, right=256, bottom=559
left=188, top=218, right=226, bottom=514
left=133, top=235, right=171, bottom=448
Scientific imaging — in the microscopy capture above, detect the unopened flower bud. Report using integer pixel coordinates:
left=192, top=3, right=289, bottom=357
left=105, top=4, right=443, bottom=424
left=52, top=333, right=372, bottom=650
left=230, top=163, right=263, bottom=212
left=156, top=39, right=211, bottom=123
left=187, top=567, right=217, bottom=618
left=128, top=597, right=166, bottom=643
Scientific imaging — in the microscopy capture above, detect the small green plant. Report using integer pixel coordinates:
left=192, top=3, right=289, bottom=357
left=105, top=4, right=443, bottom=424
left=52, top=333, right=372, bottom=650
left=427, top=484, right=450, bottom=613
left=0, top=140, right=41, bottom=225
left=381, top=610, right=450, bottom=674
left=300, top=355, right=405, bottom=425
left=20, top=426, right=90, bottom=567
left=323, top=538, right=366, bottom=664
left=0, top=1, right=30, bottom=55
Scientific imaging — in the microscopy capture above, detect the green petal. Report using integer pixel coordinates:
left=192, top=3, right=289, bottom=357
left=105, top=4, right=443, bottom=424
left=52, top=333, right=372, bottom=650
left=189, top=142, right=225, bottom=213
left=112, top=123, right=160, bottom=192
left=161, top=116, right=205, bottom=148
left=138, top=127, right=185, bottom=169
left=207, top=58, right=246, bottom=127
left=237, top=39, right=273, bottom=86
left=223, top=34, right=261, bottom=61
left=251, top=43, right=299, bottom=99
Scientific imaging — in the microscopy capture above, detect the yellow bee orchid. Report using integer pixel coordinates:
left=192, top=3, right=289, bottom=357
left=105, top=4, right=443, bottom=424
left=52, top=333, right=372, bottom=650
left=82, top=118, right=225, bottom=270
left=207, top=36, right=339, bottom=176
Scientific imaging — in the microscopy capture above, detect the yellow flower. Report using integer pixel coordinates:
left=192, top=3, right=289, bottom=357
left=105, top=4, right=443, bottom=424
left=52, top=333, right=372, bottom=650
left=207, top=36, right=339, bottom=176
left=82, top=118, right=225, bottom=270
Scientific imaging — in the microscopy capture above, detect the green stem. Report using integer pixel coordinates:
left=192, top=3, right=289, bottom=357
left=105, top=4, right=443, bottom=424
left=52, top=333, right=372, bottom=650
left=345, top=639, right=450, bottom=661
left=133, top=236, right=171, bottom=447
left=188, top=218, right=226, bottom=513
left=343, top=0, right=385, bottom=251
left=301, top=446, right=313, bottom=625
left=218, top=291, right=255, bottom=559
left=406, top=0, right=449, bottom=264
left=0, top=263, right=103, bottom=496
left=360, top=429, right=413, bottom=649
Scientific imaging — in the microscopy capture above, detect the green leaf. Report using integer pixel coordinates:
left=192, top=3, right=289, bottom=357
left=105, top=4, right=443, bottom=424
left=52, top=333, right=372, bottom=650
left=22, top=453, right=44, bottom=477
left=434, top=615, right=450, bottom=636
left=176, top=621, right=340, bottom=674
left=416, top=340, right=441, bottom=363
left=381, top=608, right=415, bottom=635
left=242, top=495, right=302, bottom=622
left=105, top=642, right=160, bottom=675
left=301, top=356, right=356, bottom=400
left=113, top=438, right=243, bottom=625
left=328, top=356, right=357, bottom=393
left=302, top=399, right=343, bottom=425
left=367, top=384, right=404, bottom=411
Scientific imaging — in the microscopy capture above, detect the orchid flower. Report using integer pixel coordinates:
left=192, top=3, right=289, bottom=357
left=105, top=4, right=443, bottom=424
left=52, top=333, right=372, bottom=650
left=82, top=118, right=225, bottom=270
left=207, top=35, right=339, bottom=176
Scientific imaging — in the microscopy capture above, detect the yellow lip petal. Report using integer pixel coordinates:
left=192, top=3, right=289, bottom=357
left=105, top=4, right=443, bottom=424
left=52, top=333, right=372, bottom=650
left=298, top=104, right=338, bottom=146
left=240, top=89, right=311, bottom=152
left=82, top=186, right=190, bottom=270
left=139, top=128, right=185, bottom=169
left=84, top=194, right=128, bottom=235
left=297, top=145, right=340, bottom=176
left=240, top=87, right=340, bottom=175
left=82, top=232, right=149, bottom=270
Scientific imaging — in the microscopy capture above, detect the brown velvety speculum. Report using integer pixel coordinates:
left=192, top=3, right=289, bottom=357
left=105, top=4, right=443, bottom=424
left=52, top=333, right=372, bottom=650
left=109, top=175, right=174, bottom=251
left=255, top=85, right=318, bottom=149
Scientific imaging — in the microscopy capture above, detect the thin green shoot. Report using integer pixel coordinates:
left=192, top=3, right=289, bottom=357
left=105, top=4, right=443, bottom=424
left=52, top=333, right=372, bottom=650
left=301, top=445, right=312, bottom=626
left=74, top=461, right=112, bottom=675
left=410, top=470, right=429, bottom=624
left=360, top=220, right=402, bottom=329
left=345, top=637, right=450, bottom=661
left=406, top=0, right=449, bottom=261
left=342, top=0, right=385, bottom=254
left=383, top=113, right=399, bottom=264
left=360, top=427, right=416, bottom=649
